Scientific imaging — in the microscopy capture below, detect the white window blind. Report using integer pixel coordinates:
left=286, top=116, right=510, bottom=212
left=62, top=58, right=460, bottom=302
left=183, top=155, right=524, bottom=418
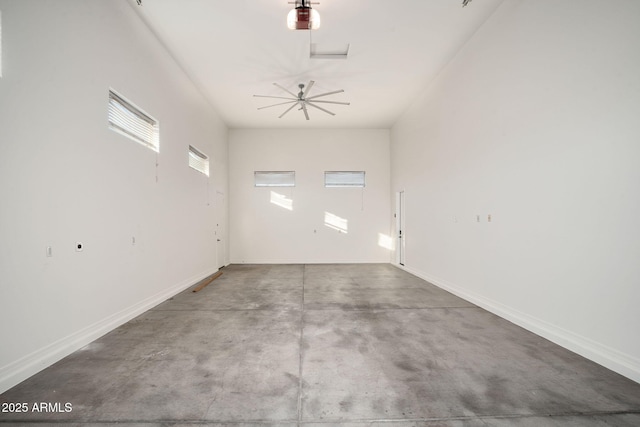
left=108, top=89, right=159, bottom=152
left=324, top=171, right=365, bottom=187
left=189, top=145, right=210, bottom=176
left=254, top=171, right=295, bottom=187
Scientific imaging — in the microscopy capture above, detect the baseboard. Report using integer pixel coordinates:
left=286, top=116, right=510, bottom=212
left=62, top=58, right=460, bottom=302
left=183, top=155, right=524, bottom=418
left=229, top=259, right=390, bottom=264
left=394, top=263, right=640, bottom=385
left=0, top=267, right=218, bottom=394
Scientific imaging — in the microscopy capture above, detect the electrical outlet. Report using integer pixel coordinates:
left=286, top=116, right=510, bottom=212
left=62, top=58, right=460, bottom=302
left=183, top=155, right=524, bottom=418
left=46, top=246, right=53, bottom=257
left=476, top=215, right=480, bottom=222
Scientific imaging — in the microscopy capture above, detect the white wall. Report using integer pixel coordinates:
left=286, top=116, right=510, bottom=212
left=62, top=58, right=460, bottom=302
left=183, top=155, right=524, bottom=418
left=229, top=129, right=390, bottom=264
left=391, top=0, right=640, bottom=382
left=0, top=1, right=228, bottom=392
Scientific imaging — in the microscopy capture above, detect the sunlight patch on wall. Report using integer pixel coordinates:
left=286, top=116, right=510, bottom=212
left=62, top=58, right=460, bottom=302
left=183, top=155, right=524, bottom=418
left=378, top=233, right=394, bottom=250
left=324, top=212, right=348, bottom=233
left=270, top=191, right=293, bottom=211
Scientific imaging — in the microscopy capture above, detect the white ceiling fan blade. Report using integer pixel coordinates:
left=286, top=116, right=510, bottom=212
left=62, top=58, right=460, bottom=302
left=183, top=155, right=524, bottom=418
left=273, top=83, right=299, bottom=98
left=258, top=100, right=298, bottom=110
left=253, top=95, right=297, bottom=101
left=306, top=89, right=344, bottom=100
left=302, top=80, right=315, bottom=99
left=301, top=103, right=310, bottom=120
left=278, top=102, right=299, bottom=118
left=306, top=101, right=335, bottom=116
left=308, top=100, right=350, bottom=105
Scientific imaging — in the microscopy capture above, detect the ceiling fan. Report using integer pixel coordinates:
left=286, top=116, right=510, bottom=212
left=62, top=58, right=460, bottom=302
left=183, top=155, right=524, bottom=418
left=253, top=80, right=350, bottom=120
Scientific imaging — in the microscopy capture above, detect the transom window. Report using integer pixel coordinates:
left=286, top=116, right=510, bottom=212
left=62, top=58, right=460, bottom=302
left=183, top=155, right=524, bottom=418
left=324, top=171, right=365, bottom=188
left=108, top=89, right=159, bottom=152
left=254, top=171, right=295, bottom=187
left=188, top=145, right=210, bottom=176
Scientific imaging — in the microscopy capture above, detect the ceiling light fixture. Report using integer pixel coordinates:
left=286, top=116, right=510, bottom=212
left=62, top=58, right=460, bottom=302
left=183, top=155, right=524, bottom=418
left=287, top=0, right=320, bottom=30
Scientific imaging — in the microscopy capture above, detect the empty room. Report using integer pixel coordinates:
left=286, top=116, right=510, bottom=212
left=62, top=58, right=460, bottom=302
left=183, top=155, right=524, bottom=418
left=1, top=0, right=639, bottom=426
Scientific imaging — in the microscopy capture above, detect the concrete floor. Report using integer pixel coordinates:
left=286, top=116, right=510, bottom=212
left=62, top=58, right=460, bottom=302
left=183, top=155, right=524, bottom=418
left=1, top=263, right=640, bottom=426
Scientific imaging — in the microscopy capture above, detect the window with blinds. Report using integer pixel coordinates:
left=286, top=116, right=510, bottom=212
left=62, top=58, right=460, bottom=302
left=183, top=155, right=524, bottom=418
left=254, top=171, right=295, bottom=187
left=108, top=89, right=159, bottom=152
left=189, top=145, right=210, bottom=176
left=324, top=171, right=366, bottom=187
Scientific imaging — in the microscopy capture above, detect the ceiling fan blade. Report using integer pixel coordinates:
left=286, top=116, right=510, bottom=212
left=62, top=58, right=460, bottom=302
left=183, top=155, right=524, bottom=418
left=301, top=103, right=310, bottom=120
left=306, top=89, right=344, bottom=100
left=305, top=101, right=335, bottom=116
left=302, top=80, right=315, bottom=99
left=253, top=95, right=297, bottom=100
left=258, top=100, right=298, bottom=110
left=278, top=102, right=299, bottom=118
left=308, top=100, right=350, bottom=105
left=273, top=83, right=298, bottom=98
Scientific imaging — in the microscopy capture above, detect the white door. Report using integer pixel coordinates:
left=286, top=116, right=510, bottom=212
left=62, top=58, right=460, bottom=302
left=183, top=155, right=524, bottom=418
left=397, top=191, right=405, bottom=266
left=215, top=191, right=226, bottom=269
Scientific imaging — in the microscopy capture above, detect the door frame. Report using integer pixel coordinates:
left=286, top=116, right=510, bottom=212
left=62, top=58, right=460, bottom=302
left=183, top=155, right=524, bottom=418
left=396, top=190, right=405, bottom=266
left=215, top=190, right=226, bottom=269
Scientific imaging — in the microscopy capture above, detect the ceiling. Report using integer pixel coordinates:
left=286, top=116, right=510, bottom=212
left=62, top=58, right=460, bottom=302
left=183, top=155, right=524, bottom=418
left=131, top=0, right=505, bottom=129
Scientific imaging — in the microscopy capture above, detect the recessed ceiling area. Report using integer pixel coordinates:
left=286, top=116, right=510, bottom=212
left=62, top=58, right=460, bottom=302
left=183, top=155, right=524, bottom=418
left=131, top=0, right=505, bottom=128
